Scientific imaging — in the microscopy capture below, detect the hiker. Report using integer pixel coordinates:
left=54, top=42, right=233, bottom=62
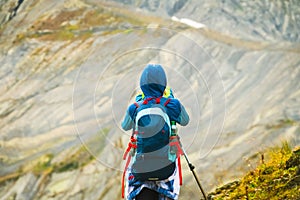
left=121, top=64, right=189, bottom=200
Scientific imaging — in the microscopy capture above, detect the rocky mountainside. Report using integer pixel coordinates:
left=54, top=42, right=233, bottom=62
left=0, top=0, right=299, bottom=199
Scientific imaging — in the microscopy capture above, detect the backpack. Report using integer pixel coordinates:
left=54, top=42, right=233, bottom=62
left=131, top=97, right=175, bottom=181
left=121, top=97, right=183, bottom=198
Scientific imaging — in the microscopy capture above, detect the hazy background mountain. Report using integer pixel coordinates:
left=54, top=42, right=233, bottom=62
left=0, top=0, right=299, bottom=199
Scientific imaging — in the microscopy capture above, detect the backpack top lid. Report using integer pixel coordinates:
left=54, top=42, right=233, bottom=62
left=140, top=64, right=167, bottom=98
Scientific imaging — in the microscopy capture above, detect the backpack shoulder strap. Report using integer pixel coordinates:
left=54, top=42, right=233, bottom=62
left=134, top=102, right=140, bottom=108
left=163, top=98, right=171, bottom=106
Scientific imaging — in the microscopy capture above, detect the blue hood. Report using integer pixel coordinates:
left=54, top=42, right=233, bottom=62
left=140, top=64, right=167, bottom=97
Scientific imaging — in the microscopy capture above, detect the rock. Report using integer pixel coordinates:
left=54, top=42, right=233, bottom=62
left=1, top=173, right=38, bottom=200
left=45, top=171, right=78, bottom=198
left=63, top=0, right=89, bottom=9
left=0, top=0, right=25, bottom=25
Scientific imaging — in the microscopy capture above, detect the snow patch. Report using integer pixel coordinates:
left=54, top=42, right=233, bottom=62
left=172, top=16, right=206, bottom=29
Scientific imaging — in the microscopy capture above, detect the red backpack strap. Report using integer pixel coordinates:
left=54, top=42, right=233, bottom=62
left=122, top=133, right=137, bottom=198
left=155, top=96, right=162, bottom=104
left=143, top=96, right=165, bottom=105
left=169, top=135, right=183, bottom=185
left=122, top=155, right=132, bottom=198
left=178, top=156, right=183, bottom=185
left=143, top=97, right=154, bottom=105
left=123, top=136, right=137, bottom=160
left=164, top=98, right=171, bottom=106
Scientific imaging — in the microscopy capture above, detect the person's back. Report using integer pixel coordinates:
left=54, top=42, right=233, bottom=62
left=121, top=64, right=189, bottom=200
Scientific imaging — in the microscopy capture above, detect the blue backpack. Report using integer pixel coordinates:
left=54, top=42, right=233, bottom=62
left=126, top=97, right=176, bottom=181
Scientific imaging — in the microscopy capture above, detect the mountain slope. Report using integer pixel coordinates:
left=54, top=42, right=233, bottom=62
left=0, top=0, right=299, bottom=199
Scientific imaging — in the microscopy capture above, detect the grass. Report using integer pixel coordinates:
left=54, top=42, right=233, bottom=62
left=10, top=0, right=176, bottom=44
left=13, top=5, right=145, bottom=43
left=209, top=142, right=300, bottom=199
left=32, top=153, right=54, bottom=175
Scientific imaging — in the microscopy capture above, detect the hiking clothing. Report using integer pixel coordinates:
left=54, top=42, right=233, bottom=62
left=125, top=160, right=180, bottom=200
left=135, top=188, right=158, bottom=200
left=136, top=188, right=173, bottom=200
left=135, top=186, right=173, bottom=200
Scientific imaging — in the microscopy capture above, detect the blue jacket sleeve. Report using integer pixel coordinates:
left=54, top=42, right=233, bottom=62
left=166, top=99, right=189, bottom=126
left=121, top=104, right=137, bottom=131
left=121, top=111, right=134, bottom=131
left=178, top=104, right=189, bottom=126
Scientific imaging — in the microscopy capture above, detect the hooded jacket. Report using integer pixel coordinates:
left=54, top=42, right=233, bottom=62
left=122, top=64, right=189, bottom=131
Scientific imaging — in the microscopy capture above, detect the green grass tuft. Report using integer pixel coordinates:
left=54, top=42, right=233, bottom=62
left=209, top=143, right=300, bottom=200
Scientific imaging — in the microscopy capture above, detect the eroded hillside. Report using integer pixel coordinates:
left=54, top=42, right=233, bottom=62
left=0, top=0, right=299, bottom=199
